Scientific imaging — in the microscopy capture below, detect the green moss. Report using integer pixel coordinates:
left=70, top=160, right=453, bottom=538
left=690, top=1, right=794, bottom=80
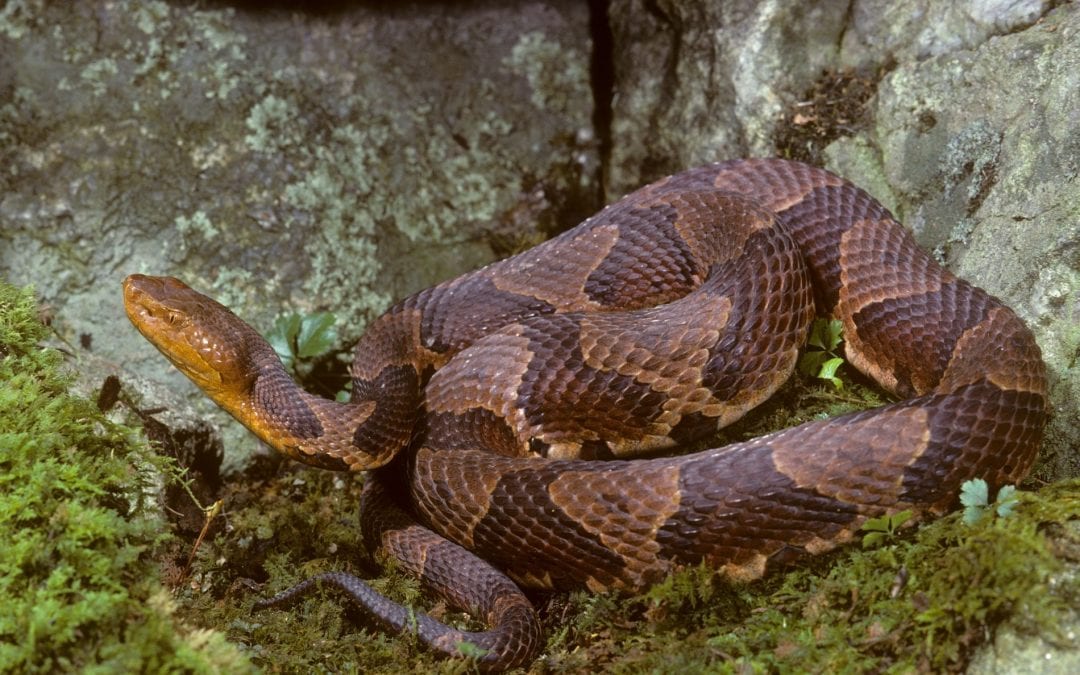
left=174, top=466, right=456, bottom=673
left=243, top=94, right=302, bottom=155
left=0, top=281, right=251, bottom=672
left=175, top=209, right=220, bottom=250
left=505, top=31, right=590, bottom=116
left=0, top=0, right=45, bottom=40
left=540, top=480, right=1078, bottom=673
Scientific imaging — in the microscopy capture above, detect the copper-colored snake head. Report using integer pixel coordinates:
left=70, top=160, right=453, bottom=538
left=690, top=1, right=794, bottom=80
left=123, top=274, right=388, bottom=471
left=122, top=274, right=264, bottom=402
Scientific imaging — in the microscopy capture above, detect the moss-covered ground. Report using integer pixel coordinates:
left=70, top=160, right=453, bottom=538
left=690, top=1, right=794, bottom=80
left=0, top=281, right=249, bottom=672
left=3, top=282, right=1077, bottom=672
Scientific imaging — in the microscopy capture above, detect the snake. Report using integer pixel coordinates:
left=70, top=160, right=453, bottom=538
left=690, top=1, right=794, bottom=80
left=123, top=158, right=1047, bottom=670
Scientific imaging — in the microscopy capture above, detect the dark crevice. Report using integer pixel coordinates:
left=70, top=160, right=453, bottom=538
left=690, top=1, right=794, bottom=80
left=834, top=0, right=858, bottom=52
left=587, top=0, right=615, bottom=202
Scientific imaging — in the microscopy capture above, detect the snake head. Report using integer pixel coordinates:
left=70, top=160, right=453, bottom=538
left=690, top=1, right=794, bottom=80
left=122, top=274, right=265, bottom=400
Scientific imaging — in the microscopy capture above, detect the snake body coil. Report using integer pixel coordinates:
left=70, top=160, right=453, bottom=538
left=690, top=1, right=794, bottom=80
left=124, top=159, right=1047, bottom=670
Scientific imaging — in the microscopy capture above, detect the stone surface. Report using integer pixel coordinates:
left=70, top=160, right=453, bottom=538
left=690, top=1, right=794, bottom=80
left=968, top=617, right=1080, bottom=675
left=840, top=0, right=1054, bottom=70
left=606, top=0, right=848, bottom=196
left=829, top=4, right=1080, bottom=484
left=606, top=0, right=1079, bottom=485
left=966, top=522, right=1080, bottom=675
left=0, top=0, right=597, bottom=470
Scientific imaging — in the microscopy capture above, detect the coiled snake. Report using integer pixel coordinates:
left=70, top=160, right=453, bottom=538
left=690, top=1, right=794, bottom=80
left=123, top=159, right=1047, bottom=670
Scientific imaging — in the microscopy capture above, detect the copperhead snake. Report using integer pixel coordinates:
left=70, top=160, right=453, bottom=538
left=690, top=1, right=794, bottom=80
left=123, top=158, right=1047, bottom=670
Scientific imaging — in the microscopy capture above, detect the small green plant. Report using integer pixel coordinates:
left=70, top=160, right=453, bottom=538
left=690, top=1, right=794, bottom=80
left=266, top=311, right=338, bottom=376
left=960, top=479, right=1018, bottom=525
left=454, top=640, right=489, bottom=660
left=799, top=318, right=845, bottom=389
left=861, top=509, right=913, bottom=548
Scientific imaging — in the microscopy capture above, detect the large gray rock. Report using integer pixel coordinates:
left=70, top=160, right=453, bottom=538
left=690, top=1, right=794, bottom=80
left=607, top=0, right=1079, bottom=484
left=839, top=0, right=1054, bottom=70
left=606, top=0, right=848, bottom=196
left=0, top=1, right=597, bottom=470
left=828, top=4, right=1080, bottom=483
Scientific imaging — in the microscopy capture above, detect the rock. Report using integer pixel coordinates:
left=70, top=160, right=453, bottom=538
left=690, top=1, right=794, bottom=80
left=0, top=1, right=598, bottom=471
left=605, top=0, right=848, bottom=196
left=606, top=0, right=1079, bottom=485
left=966, top=522, right=1080, bottom=675
left=829, top=4, right=1080, bottom=484
left=840, top=0, right=1053, bottom=70
left=968, top=618, right=1080, bottom=675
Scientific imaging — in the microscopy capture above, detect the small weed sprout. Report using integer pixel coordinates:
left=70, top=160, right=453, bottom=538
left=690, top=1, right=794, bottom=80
left=266, top=311, right=338, bottom=375
left=454, top=640, right=490, bottom=660
left=265, top=311, right=353, bottom=400
left=799, top=318, right=846, bottom=389
left=960, top=479, right=1019, bottom=525
left=861, top=510, right=913, bottom=548
left=406, top=606, right=419, bottom=635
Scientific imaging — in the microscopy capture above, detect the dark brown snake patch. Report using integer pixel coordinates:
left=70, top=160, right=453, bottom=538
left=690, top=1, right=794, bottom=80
left=122, top=159, right=1047, bottom=671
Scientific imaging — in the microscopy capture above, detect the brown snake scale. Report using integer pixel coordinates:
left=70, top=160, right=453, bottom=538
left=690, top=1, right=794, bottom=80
left=123, top=159, right=1047, bottom=670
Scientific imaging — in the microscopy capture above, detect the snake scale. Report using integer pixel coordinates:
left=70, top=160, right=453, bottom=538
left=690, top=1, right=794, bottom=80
left=123, top=159, right=1047, bottom=670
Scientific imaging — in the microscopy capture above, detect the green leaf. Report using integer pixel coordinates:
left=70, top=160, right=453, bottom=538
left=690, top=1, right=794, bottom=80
left=296, top=312, right=337, bottom=358
left=818, top=357, right=845, bottom=389
left=963, top=505, right=985, bottom=526
left=266, top=313, right=302, bottom=370
left=798, top=351, right=828, bottom=377
left=959, top=479, right=989, bottom=508
left=455, top=640, right=490, bottom=659
left=801, top=319, right=846, bottom=387
left=807, top=318, right=843, bottom=350
left=862, top=515, right=890, bottom=534
left=888, top=510, right=913, bottom=531
left=861, top=510, right=913, bottom=547
left=264, top=312, right=338, bottom=375
left=995, top=485, right=1019, bottom=518
left=824, top=319, right=844, bottom=351
left=961, top=482, right=1020, bottom=524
